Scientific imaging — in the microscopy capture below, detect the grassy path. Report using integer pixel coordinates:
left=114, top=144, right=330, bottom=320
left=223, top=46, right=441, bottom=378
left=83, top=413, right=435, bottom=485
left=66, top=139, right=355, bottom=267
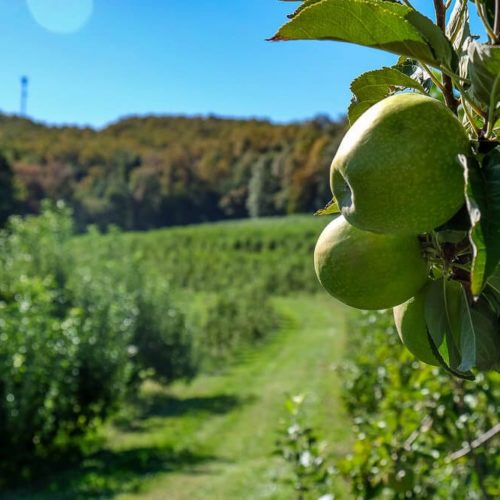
left=10, top=295, right=352, bottom=499
left=119, top=295, right=352, bottom=499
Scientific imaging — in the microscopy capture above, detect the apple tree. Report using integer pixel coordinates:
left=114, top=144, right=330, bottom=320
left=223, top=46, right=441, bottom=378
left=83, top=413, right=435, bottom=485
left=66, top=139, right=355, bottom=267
left=272, top=0, right=500, bottom=379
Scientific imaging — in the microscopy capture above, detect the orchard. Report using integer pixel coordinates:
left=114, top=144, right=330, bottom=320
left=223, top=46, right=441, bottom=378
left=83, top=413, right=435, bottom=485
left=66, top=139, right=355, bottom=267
left=273, top=0, right=500, bottom=378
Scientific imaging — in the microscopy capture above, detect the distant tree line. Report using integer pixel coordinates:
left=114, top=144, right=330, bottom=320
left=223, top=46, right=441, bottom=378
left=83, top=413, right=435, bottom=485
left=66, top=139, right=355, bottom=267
left=0, top=113, right=346, bottom=230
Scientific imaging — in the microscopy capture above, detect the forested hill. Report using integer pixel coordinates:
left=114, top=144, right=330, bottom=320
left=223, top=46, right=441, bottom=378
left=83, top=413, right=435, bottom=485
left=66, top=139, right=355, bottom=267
left=0, top=113, right=346, bottom=230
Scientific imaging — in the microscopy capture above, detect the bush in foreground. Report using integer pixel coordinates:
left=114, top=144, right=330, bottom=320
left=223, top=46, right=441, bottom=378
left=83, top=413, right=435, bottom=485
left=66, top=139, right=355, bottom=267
left=277, top=311, right=500, bottom=499
left=0, top=204, right=196, bottom=481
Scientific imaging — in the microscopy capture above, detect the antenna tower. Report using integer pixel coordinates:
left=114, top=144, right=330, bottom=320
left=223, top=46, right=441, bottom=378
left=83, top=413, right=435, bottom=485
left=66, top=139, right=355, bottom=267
left=20, top=76, right=28, bottom=116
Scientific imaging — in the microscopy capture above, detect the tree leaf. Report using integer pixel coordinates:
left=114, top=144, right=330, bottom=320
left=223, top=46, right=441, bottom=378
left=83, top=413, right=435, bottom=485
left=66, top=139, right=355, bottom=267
left=314, top=198, right=340, bottom=216
left=458, top=287, right=477, bottom=371
left=470, top=298, right=500, bottom=371
left=404, top=9, right=456, bottom=69
left=447, top=0, right=470, bottom=51
left=286, top=0, right=322, bottom=18
left=467, top=42, right=500, bottom=113
left=425, top=278, right=462, bottom=362
left=348, top=66, right=426, bottom=124
left=424, top=279, right=476, bottom=379
left=462, top=150, right=500, bottom=296
left=447, top=0, right=472, bottom=80
left=426, top=330, right=475, bottom=380
left=484, top=266, right=500, bottom=315
left=270, top=0, right=454, bottom=68
left=396, top=59, right=433, bottom=91
left=487, top=265, right=500, bottom=292
left=424, top=279, right=448, bottom=349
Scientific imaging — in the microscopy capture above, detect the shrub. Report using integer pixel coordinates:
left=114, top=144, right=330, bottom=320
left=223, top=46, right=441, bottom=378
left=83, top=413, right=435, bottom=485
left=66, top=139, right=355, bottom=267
left=0, top=207, right=137, bottom=480
left=69, top=225, right=197, bottom=384
left=199, top=281, right=280, bottom=365
left=275, top=394, right=334, bottom=499
left=71, top=216, right=326, bottom=296
left=0, top=203, right=196, bottom=479
left=276, top=311, right=500, bottom=499
left=128, top=278, right=197, bottom=384
left=338, top=311, right=500, bottom=499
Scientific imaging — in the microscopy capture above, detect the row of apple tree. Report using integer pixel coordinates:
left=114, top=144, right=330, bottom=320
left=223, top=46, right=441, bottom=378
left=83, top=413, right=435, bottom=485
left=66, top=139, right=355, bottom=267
left=1, top=205, right=315, bottom=484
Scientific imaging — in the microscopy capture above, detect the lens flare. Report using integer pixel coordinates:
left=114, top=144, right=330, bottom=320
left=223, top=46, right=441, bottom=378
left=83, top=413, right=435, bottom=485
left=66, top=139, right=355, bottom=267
left=27, top=0, right=94, bottom=34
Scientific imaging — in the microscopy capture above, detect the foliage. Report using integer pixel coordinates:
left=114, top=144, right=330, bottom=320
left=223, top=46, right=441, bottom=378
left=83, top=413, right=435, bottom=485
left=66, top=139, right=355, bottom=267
left=71, top=215, right=328, bottom=296
left=275, top=394, right=335, bottom=499
left=277, top=311, right=500, bottom=498
left=200, top=281, right=280, bottom=365
left=273, top=0, right=500, bottom=377
left=67, top=226, right=197, bottom=384
left=339, top=311, right=499, bottom=498
left=0, top=114, right=346, bottom=230
left=0, top=208, right=320, bottom=482
left=0, top=153, right=17, bottom=226
left=0, top=205, right=136, bottom=480
left=0, top=205, right=199, bottom=481
left=71, top=224, right=285, bottom=374
left=70, top=216, right=324, bottom=367
left=3, top=295, right=351, bottom=499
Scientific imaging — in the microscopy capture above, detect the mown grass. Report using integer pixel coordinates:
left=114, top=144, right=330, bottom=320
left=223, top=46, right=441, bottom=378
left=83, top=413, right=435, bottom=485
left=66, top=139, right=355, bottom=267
left=6, top=294, right=352, bottom=499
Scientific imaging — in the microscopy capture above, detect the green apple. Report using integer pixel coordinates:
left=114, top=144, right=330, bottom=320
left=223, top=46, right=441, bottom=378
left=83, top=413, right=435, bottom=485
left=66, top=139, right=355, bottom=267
left=314, top=216, right=428, bottom=310
left=393, top=285, right=438, bottom=366
left=331, top=93, right=470, bottom=234
left=393, top=280, right=462, bottom=366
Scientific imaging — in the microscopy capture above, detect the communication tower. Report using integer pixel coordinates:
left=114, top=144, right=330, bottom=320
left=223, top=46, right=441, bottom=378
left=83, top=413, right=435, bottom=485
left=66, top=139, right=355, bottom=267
left=20, top=76, right=28, bottom=116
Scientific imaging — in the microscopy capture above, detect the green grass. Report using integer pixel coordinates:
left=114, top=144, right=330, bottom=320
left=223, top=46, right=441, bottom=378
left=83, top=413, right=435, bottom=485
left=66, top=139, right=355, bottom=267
left=7, top=294, right=353, bottom=499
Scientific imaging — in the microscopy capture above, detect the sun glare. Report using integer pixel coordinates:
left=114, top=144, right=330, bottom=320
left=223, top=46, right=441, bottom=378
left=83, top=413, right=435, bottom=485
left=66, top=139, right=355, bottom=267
left=26, top=0, right=94, bottom=34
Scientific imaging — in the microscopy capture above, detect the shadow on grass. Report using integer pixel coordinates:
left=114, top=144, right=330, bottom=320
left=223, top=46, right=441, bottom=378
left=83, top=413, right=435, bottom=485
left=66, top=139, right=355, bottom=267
left=142, top=393, right=247, bottom=418
left=114, top=392, right=253, bottom=432
left=4, top=391, right=248, bottom=498
left=3, top=445, right=219, bottom=499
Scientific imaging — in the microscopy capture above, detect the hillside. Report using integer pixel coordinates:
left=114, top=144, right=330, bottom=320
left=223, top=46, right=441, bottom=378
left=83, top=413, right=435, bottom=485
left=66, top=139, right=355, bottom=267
left=0, top=113, right=346, bottom=231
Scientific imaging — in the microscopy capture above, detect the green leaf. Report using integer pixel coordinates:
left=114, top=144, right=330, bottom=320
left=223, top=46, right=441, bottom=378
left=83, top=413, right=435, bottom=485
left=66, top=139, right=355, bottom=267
left=425, top=330, right=475, bottom=380
left=447, top=0, right=470, bottom=51
left=397, top=59, right=433, bottom=91
left=458, top=287, right=477, bottom=371
left=424, top=279, right=448, bottom=348
left=468, top=42, right=500, bottom=113
left=487, top=265, right=500, bottom=292
left=484, top=266, right=500, bottom=314
left=482, top=287, right=500, bottom=315
left=462, top=150, right=500, bottom=296
left=404, top=9, right=456, bottom=68
left=425, top=278, right=462, bottom=360
left=447, top=0, right=471, bottom=80
left=348, top=66, right=426, bottom=124
left=314, top=198, right=340, bottom=216
left=270, top=0, right=454, bottom=68
left=424, top=279, right=475, bottom=379
left=470, top=298, right=500, bottom=371
left=285, top=0, right=322, bottom=19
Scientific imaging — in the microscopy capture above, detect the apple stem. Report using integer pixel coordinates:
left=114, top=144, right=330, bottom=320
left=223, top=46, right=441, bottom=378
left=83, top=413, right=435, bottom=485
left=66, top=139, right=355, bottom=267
left=422, top=231, right=473, bottom=286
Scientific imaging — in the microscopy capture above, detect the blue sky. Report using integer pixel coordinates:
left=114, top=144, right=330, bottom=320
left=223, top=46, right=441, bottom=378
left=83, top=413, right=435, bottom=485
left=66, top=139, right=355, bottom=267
left=0, top=1, right=483, bottom=128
